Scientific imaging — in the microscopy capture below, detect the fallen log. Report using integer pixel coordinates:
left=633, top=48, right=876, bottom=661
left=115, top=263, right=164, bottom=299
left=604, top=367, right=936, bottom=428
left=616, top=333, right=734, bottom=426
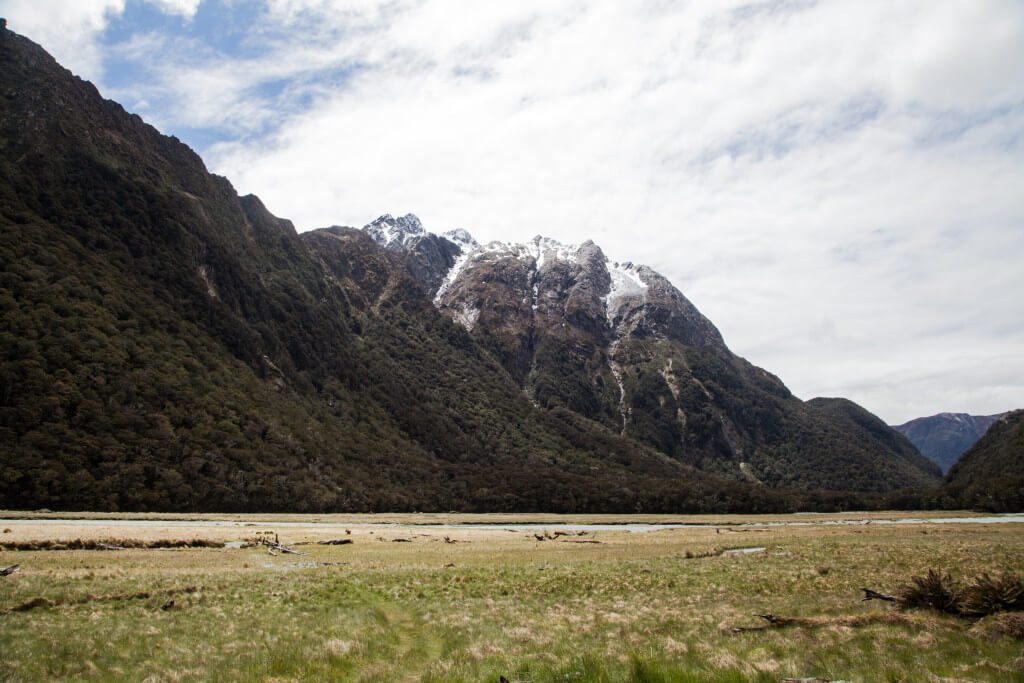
left=294, top=538, right=353, bottom=546
left=861, top=588, right=898, bottom=603
left=1, top=564, right=20, bottom=577
left=96, top=543, right=127, bottom=551
left=256, top=539, right=303, bottom=555
left=560, top=539, right=604, bottom=544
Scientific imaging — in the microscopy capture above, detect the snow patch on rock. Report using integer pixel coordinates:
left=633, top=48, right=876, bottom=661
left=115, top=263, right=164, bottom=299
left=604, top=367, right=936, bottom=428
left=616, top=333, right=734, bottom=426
left=603, top=261, right=648, bottom=327
left=364, top=213, right=425, bottom=249
left=434, top=248, right=475, bottom=304
left=454, top=303, right=480, bottom=331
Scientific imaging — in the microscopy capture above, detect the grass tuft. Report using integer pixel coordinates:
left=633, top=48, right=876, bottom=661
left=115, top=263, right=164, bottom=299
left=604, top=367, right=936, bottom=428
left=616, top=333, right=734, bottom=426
left=897, top=569, right=962, bottom=614
left=960, top=573, right=1024, bottom=617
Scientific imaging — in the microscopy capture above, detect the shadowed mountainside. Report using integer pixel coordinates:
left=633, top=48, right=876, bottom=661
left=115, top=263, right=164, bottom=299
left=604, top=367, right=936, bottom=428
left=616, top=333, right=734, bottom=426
left=894, top=412, right=1004, bottom=473
left=944, top=410, right=1024, bottom=512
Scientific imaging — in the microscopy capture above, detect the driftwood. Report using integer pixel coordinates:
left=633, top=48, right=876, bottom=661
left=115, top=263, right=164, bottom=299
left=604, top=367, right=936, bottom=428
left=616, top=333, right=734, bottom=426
left=861, top=588, right=898, bottom=603
left=96, top=542, right=128, bottom=551
left=257, top=539, right=303, bottom=555
left=294, top=539, right=353, bottom=546
left=1, top=564, right=20, bottom=577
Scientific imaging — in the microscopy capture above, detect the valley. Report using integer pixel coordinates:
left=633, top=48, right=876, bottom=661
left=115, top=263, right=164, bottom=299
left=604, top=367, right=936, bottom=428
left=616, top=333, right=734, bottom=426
left=1, top=512, right=1022, bottom=681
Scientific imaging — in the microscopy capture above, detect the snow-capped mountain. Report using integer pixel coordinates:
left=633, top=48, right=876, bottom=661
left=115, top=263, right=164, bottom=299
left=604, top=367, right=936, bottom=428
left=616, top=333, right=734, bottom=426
left=348, top=216, right=940, bottom=492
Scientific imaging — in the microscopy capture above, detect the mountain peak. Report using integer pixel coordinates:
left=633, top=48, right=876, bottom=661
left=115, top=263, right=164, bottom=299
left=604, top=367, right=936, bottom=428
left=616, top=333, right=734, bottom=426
left=363, top=213, right=425, bottom=249
left=442, top=228, right=478, bottom=249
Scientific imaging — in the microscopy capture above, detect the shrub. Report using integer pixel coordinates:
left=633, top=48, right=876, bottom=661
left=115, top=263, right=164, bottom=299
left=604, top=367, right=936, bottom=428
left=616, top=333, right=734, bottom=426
left=896, top=569, right=962, bottom=614
left=959, top=573, right=1024, bottom=617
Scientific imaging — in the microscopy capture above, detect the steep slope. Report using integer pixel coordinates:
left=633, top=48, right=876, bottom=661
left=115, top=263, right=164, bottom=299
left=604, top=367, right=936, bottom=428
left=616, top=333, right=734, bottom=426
left=944, top=410, right=1024, bottom=512
left=0, top=25, right=794, bottom=513
left=894, top=412, right=1004, bottom=473
left=366, top=225, right=941, bottom=493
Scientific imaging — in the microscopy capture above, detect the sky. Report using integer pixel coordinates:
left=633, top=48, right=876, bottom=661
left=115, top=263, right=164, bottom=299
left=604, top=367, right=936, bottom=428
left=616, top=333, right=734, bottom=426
left=2, top=0, right=1022, bottom=424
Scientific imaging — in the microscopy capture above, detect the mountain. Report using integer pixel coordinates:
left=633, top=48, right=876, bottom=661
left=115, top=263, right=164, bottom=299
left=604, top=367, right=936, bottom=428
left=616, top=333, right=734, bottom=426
left=343, top=224, right=940, bottom=492
left=944, top=410, right=1024, bottom=512
left=0, top=25, right=938, bottom=512
left=893, top=412, right=1005, bottom=473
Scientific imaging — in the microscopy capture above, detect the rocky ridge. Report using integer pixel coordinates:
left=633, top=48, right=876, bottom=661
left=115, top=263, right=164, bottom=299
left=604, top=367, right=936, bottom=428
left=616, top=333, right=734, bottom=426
left=339, top=216, right=942, bottom=492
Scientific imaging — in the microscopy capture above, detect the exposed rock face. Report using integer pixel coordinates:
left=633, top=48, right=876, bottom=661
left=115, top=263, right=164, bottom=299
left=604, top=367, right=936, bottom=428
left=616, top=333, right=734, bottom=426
left=894, top=412, right=1005, bottom=473
left=353, top=221, right=942, bottom=492
left=363, top=214, right=463, bottom=298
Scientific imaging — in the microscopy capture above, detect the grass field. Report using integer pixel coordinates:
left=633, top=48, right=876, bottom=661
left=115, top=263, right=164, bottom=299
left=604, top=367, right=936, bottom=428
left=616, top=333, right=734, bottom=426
left=1, top=512, right=1022, bottom=682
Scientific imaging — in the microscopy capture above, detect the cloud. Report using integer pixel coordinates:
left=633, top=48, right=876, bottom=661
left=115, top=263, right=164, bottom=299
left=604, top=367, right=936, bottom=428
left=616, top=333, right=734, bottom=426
left=4, top=0, right=1023, bottom=422
left=0, top=0, right=204, bottom=81
left=0, top=0, right=125, bottom=80
left=145, top=0, right=200, bottom=19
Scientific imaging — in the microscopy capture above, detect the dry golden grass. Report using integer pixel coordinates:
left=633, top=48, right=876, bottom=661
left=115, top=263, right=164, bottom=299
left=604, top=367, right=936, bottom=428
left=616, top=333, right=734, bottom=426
left=0, top=513, right=1022, bottom=682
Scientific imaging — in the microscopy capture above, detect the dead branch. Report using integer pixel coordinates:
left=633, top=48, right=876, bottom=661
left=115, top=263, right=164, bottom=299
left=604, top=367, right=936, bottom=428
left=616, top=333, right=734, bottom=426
left=861, top=588, right=898, bottom=603
left=255, top=537, right=303, bottom=555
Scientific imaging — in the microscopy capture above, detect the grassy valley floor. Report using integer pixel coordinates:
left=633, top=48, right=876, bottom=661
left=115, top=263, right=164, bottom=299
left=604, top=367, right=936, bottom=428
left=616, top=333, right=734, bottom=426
left=0, top=512, right=1022, bottom=682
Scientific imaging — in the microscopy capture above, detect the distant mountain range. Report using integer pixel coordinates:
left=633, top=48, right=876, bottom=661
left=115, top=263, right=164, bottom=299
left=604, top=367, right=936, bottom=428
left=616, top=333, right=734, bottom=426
left=893, top=413, right=1005, bottom=473
left=0, top=25, right=941, bottom=512
left=944, top=410, right=1024, bottom=512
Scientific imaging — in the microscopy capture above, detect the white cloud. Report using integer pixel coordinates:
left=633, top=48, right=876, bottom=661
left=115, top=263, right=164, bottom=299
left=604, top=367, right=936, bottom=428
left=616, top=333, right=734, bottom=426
left=0, top=0, right=205, bottom=82
left=0, top=0, right=125, bottom=81
left=145, top=0, right=201, bottom=20
left=5, top=0, right=1024, bottom=422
